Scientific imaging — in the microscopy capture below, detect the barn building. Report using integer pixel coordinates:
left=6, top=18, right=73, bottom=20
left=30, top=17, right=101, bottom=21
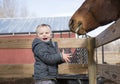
left=0, top=16, right=76, bottom=64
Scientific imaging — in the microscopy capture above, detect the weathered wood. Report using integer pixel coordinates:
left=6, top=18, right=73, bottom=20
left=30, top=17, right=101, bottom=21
left=98, top=64, right=120, bottom=84
left=0, top=38, right=87, bottom=48
left=53, top=38, right=87, bottom=48
left=0, top=37, right=88, bottom=78
left=58, top=63, right=88, bottom=74
left=1, top=63, right=120, bottom=84
left=0, top=78, right=34, bottom=84
left=0, top=64, right=34, bottom=78
left=95, top=19, right=120, bottom=48
left=87, top=38, right=97, bottom=84
left=0, top=63, right=88, bottom=78
left=58, top=64, right=120, bottom=83
left=0, top=38, right=33, bottom=48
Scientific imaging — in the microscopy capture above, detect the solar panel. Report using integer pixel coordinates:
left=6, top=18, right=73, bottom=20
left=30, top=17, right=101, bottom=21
left=0, top=16, right=71, bottom=34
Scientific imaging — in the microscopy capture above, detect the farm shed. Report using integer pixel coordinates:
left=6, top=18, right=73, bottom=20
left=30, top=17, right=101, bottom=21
left=0, top=16, right=76, bottom=64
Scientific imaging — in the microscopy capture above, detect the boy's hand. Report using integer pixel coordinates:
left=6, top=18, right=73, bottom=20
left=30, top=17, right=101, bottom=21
left=61, top=49, right=72, bottom=63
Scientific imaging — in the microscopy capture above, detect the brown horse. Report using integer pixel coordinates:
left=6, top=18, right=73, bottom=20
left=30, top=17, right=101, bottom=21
left=69, top=0, right=120, bottom=35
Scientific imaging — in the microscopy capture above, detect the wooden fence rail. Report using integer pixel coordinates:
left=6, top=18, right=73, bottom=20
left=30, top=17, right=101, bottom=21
left=0, top=38, right=89, bottom=78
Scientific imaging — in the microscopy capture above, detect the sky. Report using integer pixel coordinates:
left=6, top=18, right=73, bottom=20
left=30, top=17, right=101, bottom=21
left=24, top=0, right=85, bottom=17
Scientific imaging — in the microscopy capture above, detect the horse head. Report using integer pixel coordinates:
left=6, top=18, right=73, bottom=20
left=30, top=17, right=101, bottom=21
left=69, top=0, right=120, bottom=35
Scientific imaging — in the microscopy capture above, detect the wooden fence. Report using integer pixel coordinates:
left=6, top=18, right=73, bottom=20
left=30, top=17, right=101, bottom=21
left=0, top=19, right=120, bottom=84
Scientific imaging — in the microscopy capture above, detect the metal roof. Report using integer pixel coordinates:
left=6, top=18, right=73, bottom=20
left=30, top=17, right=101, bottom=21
left=0, top=16, right=71, bottom=34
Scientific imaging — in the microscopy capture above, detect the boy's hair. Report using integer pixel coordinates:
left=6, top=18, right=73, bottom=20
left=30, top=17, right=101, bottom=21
left=36, top=24, right=51, bottom=34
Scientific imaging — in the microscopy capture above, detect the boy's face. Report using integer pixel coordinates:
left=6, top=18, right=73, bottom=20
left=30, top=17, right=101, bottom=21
left=37, top=26, right=52, bottom=42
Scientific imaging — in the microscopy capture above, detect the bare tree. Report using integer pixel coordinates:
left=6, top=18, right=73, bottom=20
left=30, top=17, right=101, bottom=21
left=102, top=39, right=120, bottom=52
left=97, top=39, right=120, bottom=52
left=18, top=4, right=28, bottom=17
left=113, top=39, right=120, bottom=52
left=0, top=0, right=28, bottom=18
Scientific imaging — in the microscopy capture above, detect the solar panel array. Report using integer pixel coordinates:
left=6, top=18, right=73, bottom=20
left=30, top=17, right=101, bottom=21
left=0, top=16, right=70, bottom=34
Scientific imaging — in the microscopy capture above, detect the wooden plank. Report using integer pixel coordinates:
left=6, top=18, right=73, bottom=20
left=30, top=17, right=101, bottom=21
left=1, top=63, right=119, bottom=83
left=59, top=64, right=120, bottom=83
left=0, top=38, right=33, bottom=48
left=0, top=63, right=88, bottom=78
left=97, top=64, right=120, bottom=84
left=0, top=38, right=87, bottom=48
left=0, top=78, right=34, bottom=84
left=58, top=63, right=88, bottom=74
left=53, top=38, right=87, bottom=48
left=95, top=18, right=120, bottom=48
left=0, top=64, right=34, bottom=78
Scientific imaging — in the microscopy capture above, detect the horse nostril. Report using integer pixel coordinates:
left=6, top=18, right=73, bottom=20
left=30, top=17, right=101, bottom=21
left=69, top=19, right=74, bottom=26
left=78, top=22, right=82, bottom=27
left=69, top=19, right=75, bottom=31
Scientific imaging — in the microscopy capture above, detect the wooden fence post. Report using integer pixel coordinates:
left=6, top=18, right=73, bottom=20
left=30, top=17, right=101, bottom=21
left=87, top=38, right=97, bottom=84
